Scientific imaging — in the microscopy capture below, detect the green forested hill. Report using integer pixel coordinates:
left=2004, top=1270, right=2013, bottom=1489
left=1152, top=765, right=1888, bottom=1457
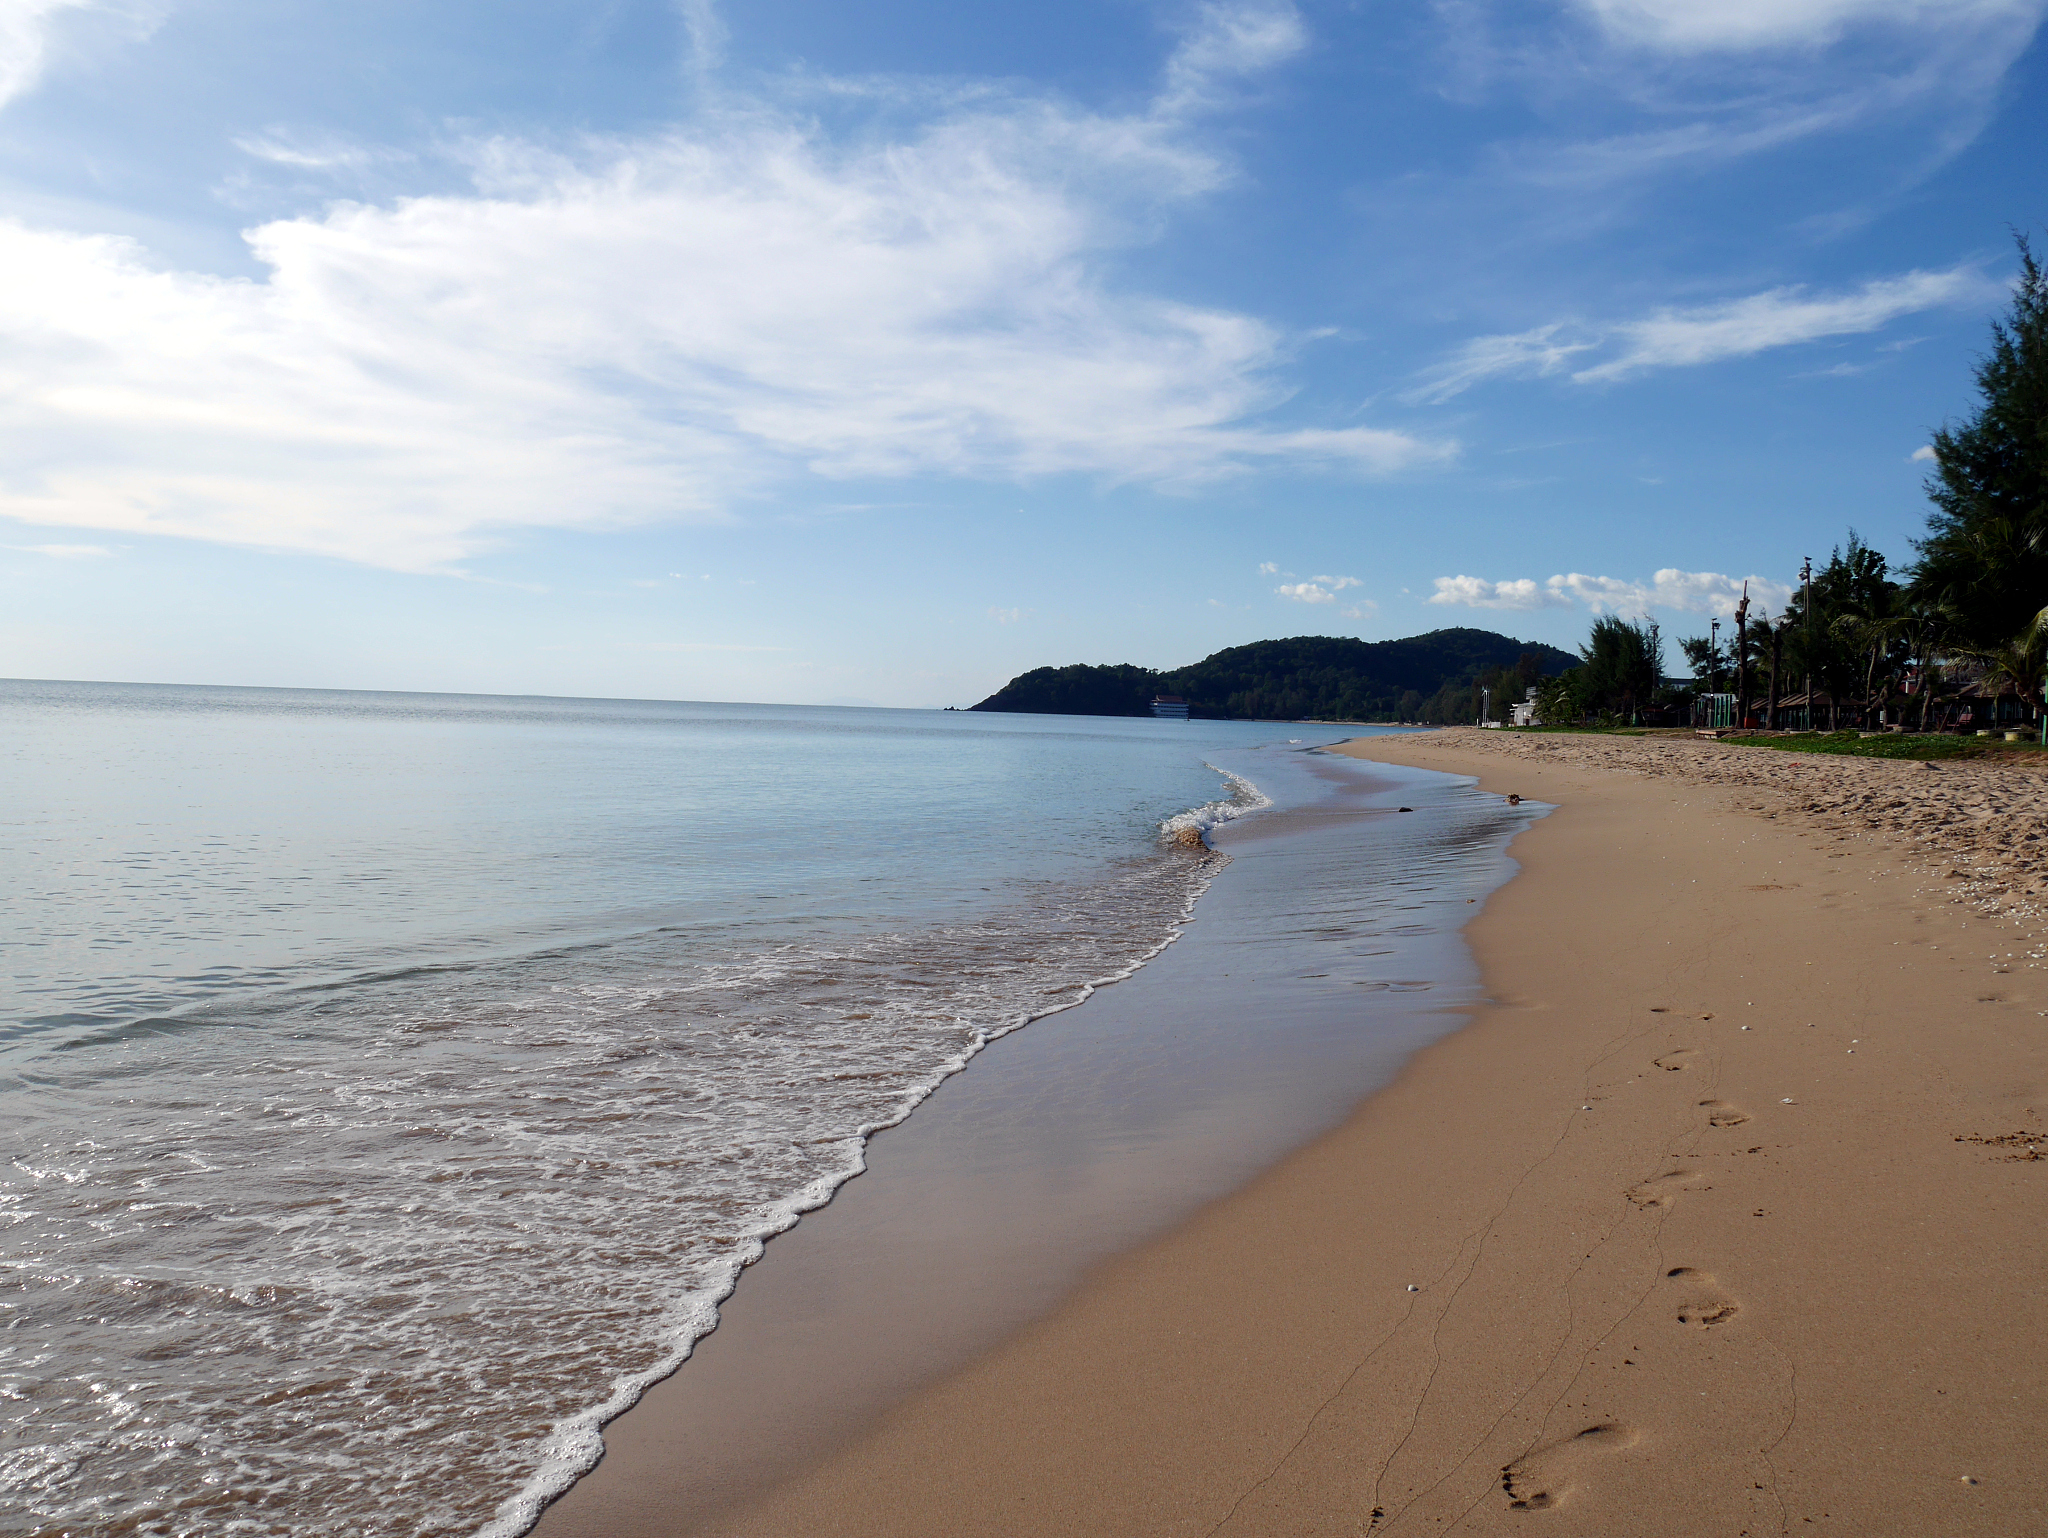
left=971, top=630, right=1578, bottom=721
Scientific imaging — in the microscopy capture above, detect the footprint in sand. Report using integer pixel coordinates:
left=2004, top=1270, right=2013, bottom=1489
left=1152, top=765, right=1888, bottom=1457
left=1698, top=1098, right=1750, bottom=1127
left=1626, top=1169, right=1703, bottom=1208
left=1666, top=1266, right=1742, bottom=1329
left=1652, top=1049, right=1699, bottom=1072
left=1501, top=1423, right=1640, bottom=1511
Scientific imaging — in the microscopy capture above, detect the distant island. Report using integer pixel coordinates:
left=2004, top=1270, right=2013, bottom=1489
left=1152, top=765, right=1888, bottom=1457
left=970, top=629, right=1578, bottom=723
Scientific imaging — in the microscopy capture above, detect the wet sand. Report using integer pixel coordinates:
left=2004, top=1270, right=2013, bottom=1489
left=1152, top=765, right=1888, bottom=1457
left=534, top=750, right=1527, bottom=1535
left=567, top=728, right=2048, bottom=1536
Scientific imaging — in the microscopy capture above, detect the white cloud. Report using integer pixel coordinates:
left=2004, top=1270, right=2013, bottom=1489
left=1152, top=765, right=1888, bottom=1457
left=0, top=0, right=89, bottom=109
left=1460, top=2, right=2045, bottom=227
left=1427, top=575, right=1569, bottom=611
left=1430, top=569, right=1792, bottom=616
left=1910, top=445, right=1937, bottom=461
left=1257, top=561, right=1279, bottom=574
left=4, top=540, right=111, bottom=556
left=1340, top=599, right=1378, bottom=620
left=1573, top=0, right=2041, bottom=52
left=1156, top=1, right=1307, bottom=117
left=987, top=606, right=1033, bottom=624
left=0, top=0, right=165, bottom=112
left=1416, top=267, right=1987, bottom=399
left=676, top=0, right=727, bottom=73
left=232, top=130, right=411, bottom=172
left=1276, top=574, right=1361, bottom=604
left=1576, top=268, right=1989, bottom=382
left=0, top=11, right=1445, bottom=572
left=1406, top=325, right=1597, bottom=405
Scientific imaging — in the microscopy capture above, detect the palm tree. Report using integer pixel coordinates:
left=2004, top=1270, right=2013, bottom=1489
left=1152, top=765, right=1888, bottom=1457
left=1829, top=611, right=1911, bottom=726
left=1967, top=636, right=2048, bottom=726
left=1873, top=604, right=1958, bottom=732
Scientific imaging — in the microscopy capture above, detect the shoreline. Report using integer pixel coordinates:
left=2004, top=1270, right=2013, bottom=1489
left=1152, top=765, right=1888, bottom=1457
left=613, top=728, right=2046, bottom=1535
left=532, top=744, right=1525, bottom=1536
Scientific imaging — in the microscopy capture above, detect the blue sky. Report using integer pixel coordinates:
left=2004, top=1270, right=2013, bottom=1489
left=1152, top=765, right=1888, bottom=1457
left=0, top=0, right=2040, bottom=705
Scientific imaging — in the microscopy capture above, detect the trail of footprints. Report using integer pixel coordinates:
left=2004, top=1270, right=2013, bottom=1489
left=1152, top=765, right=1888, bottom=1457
left=1496, top=1267, right=1746, bottom=1514
left=1500, top=1049, right=1750, bottom=1514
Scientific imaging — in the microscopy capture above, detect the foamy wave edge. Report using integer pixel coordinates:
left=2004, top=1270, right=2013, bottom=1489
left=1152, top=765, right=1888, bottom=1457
left=476, top=763, right=1270, bottom=1538
left=1158, top=766, right=1273, bottom=840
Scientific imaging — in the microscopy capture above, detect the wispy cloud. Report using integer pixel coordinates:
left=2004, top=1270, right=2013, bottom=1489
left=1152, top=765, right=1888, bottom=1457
left=1408, top=325, right=1599, bottom=404
left=1577, top=268, right=1989, bottom=381
left=987, top=606, right=1033, bottom=624
left=0, top=4, right=1444, bottom=572
left=1411, top=266, right=1988, bottom=400
left=232, top=130, right=413, bottom=172
left=1155, top=0, right=1307, bottom=117
left=623, top=641, right=794, bottom=652
left=1572, top=0, right=2041, bottom=52
left=1456, top=0, right=2046, bottom=208
left=4, top=540, right=112, bottom=557
left=1429, top=569, right=1793, bottom=616
left=1276, top=574, right=1362, bottom=604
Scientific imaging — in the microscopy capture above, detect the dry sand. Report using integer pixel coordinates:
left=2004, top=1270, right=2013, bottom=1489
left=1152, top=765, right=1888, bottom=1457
left=551, top=729, right=2048, bottom=1536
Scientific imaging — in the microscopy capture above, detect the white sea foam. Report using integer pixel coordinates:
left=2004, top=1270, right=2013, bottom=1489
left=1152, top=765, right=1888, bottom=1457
left=478, top=782, right=1261, bottom=1537
left=3, top=766, right=1265, bottom=1538
left=1158, top=765, right=1273, bottom=841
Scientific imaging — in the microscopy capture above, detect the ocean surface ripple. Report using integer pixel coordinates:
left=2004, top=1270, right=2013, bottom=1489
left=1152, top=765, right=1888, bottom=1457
left=0, top=682, right=1282, bottom=1537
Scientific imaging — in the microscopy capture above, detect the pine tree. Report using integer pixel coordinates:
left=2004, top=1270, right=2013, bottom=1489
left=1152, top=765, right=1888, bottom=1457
left=1911, top=231, right=2048, bottom=646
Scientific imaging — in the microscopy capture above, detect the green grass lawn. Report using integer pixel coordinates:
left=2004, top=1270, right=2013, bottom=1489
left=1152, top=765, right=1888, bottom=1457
left=1506, top=725, right=2048, bottom=760
left=1721, top=730, right=2045, bottom=761
left=1510, top=725, right=2046, bottom=760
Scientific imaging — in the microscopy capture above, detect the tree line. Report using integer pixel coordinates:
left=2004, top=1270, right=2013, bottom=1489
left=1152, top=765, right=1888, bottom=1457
left=1531, top=230, right=2047, bottom=732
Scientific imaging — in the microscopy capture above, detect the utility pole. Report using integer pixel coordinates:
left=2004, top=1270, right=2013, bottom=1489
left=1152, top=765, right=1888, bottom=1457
left=1767, top=617, right=1785, bottom=730
left=1801, top=555, right=1814, bottom=731
left=1480, top=685, right=1491, bottom=726
left=1735, top=583, right=1751, bottom=728
left=1710, top=617, right=1722, bottom=715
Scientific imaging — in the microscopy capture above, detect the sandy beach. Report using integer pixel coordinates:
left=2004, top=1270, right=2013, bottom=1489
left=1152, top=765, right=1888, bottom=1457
left=544, top=728, right=2048, bottom=1536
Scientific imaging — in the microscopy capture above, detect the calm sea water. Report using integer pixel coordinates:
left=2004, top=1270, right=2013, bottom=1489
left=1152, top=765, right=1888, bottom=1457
left=2, top=680, right=1396, bottom=1537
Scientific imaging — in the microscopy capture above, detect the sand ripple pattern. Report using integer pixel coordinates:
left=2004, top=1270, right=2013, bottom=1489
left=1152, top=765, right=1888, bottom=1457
left=0, top=846, right=1221, bottom=1538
